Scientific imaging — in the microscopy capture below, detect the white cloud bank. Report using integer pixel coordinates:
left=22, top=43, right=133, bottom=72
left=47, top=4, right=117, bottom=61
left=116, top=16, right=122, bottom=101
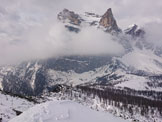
left=0, top=21, right=124, bottom=65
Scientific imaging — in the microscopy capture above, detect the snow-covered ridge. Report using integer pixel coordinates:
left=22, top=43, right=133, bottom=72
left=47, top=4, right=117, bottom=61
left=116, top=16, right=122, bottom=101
left=9, top=100, right=128, bottom=122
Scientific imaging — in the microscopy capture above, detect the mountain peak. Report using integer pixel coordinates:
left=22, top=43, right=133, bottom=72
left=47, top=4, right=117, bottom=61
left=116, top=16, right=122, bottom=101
left=99, top=8, right=120, bottom=32
left=58, top=9, right=82, bottom=25
left=125, top=24, right=145, bottom=38
left=106, top=8, right=113, bottom=15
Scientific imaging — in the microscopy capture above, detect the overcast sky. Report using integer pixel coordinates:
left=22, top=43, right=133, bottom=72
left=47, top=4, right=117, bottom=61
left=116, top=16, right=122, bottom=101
left=1, top=0, right=161, bottom=27
left=0, top=0, right=162, bottom=65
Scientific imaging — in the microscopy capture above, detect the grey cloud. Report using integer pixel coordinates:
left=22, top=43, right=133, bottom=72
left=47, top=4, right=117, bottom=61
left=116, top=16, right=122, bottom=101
left=144, top=22, right=162, bottom=46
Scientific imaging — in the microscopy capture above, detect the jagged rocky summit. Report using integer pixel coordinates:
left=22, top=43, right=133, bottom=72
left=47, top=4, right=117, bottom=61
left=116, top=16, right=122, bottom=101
left=57, top=8, right=145, bottom=36
left=58, top=8, right=123, bottom=33
left=99, top=8, right=121, bottom=32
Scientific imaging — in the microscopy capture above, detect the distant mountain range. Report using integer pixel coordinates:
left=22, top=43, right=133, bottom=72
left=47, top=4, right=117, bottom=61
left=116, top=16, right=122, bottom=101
left=0, top=8, right=162, bottom=97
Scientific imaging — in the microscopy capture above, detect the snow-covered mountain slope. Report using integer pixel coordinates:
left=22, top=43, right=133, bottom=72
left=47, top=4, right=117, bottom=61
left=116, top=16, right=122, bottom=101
left=47, top=57, right=162, bottom=92
left=0, top=91, right=34, bottom=122
left=0, top=56, right=112, bottom=95
left=46, top=64, right=116, bottom=86
left=0, top=61, right=45, bottom=96
left=115, top=73, right=162, bottom=91
left=9, top=100, right=128, bottom=122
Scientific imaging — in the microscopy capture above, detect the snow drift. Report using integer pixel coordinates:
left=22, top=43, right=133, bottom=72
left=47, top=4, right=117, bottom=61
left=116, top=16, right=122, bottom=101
left=9, top=100, right=128, bottom=122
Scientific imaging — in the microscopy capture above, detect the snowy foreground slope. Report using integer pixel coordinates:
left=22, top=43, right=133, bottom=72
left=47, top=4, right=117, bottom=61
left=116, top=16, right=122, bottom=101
left=0, top=91, right=34, bottom=122
left=9, top=100, right=128, bottom=122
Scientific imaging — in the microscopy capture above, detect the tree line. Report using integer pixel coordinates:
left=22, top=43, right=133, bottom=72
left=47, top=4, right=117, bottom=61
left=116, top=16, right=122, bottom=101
left=75, top=85, right=162, bottom=117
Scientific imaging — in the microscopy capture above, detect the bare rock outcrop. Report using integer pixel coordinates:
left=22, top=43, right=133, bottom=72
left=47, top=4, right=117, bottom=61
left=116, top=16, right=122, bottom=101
left=58, top=9, right=82, bottom=25
left=99, top=8, right=120, bottom=32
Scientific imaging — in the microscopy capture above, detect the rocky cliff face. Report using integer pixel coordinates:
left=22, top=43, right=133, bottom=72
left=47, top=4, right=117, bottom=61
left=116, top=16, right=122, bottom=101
left=58, top=8, right=121, bottom=33
left=58, top=9, right=82, bottom=25
left=99, top=8, right=120, bottom=32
